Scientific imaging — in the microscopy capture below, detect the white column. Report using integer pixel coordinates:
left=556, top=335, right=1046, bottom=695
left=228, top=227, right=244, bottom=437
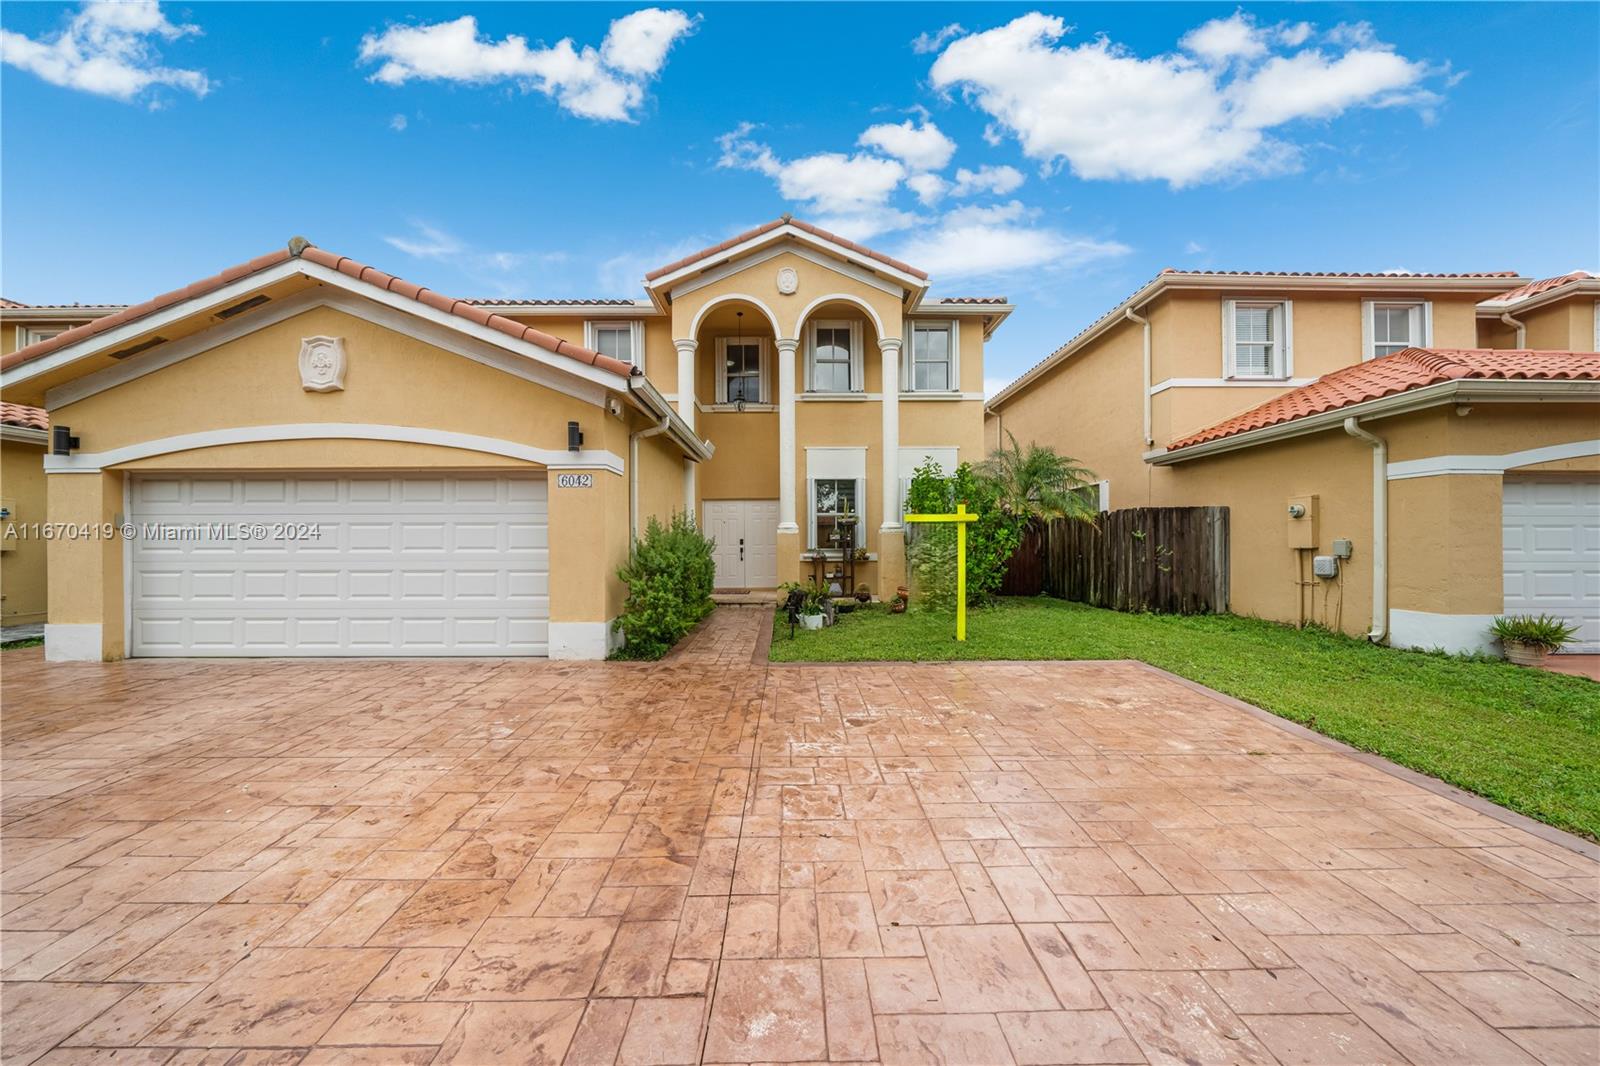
left=776, top=338, right=799, bottom=534
left=673, top=338, right=697, bottom=431
left=879, top=337, right=902, bottom=530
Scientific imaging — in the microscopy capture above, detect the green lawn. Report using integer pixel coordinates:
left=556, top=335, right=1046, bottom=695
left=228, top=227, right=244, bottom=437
left=770, top=597, right=1600, bottom=840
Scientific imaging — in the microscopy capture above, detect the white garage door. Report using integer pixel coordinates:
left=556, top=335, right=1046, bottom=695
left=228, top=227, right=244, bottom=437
left=1503, top=476, right=1599, bottom=653
left=129, top=474, right=549, bottom=656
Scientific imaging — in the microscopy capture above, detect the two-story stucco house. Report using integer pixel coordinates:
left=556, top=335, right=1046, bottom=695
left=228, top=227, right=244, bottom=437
left=986, top=270, right=1599, bottom=656
left=0, top=218, right=1007, bottom=661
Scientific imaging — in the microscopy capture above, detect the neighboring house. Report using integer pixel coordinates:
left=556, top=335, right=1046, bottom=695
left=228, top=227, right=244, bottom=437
left=0, top=402, right=50, bottom=628
left=2, top=298, right=127, bottom=355
left=986, top=271, right=1599, bottom=655
left=0, top=218, right=1006, bottom=661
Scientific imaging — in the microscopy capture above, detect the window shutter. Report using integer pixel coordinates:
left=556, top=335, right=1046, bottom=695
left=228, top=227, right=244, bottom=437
left=1361, top=300, right=1375, bottom=362
left=854, top=478, right=867, bottom=546
left=949, top=319, right=961, bottom=393
left=850, top=323, right=864, bottom=392
left=760, top=338, right=771, bottom=404
left=803, top=325, right=814, bottom=392
left=1221, top=300, right=1237, bottom=377
left=1419, top=302, right=1433, bottom=348
left=1280, top=302, right=1293, bottom=376
left=714, top=338, right=728, bottom=404
left=806, top=479, right=817, bottom=550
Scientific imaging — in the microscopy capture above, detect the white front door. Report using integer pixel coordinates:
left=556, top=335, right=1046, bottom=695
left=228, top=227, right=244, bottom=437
left=1503, top=476, right=1600, bottom=653
left=129, top=473, right=549, bottom=656
left=703, top=499, right=779, bottom=589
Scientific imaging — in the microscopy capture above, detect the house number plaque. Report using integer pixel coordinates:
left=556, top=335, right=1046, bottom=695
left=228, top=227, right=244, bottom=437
left=556, top=473, right=594, bottom=489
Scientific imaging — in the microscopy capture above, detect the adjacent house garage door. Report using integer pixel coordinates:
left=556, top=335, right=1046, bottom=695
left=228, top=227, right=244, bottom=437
left=1503, top=476, right=1599, bottom=653
left=129, top=474, right=549, bottom=656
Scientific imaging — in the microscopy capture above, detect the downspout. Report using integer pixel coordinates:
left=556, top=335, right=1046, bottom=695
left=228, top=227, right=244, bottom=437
left=1342, top=416, right=1388, bottom=643
left=1499, top=311, right=1526, bottom=348
left=1125, top=306, right=1152, bottom=446
left=629, top=416, right=672, bottom=542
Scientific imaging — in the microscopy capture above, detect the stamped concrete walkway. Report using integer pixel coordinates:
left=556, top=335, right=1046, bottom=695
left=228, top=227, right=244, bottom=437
left=2, top=608, right=1596, bottom=1066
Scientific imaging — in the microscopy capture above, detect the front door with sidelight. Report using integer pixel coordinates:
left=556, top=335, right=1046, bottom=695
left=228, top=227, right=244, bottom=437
left=703, top=499, right=779, bottom=589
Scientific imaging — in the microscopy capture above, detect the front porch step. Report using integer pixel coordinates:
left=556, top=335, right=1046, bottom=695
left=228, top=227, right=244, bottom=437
left=712, top=590, right=779, bottom=606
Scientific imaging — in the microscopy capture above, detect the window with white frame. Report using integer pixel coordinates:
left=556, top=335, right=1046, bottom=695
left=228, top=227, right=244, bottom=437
left=811, top=478, right=864, bottom=551
left=807, top=319, right=862, bottom=392
left=1364, top=301, right=1429, bottom=360
left=584, top=320, right=643, bottom=366
left=715, top=336, right=768, bottom=404
left=1224, top=300, right=1291, bottom=378
left=908, top=320, right=957, bottom=391
left=15, top=325, right=66, bottom=348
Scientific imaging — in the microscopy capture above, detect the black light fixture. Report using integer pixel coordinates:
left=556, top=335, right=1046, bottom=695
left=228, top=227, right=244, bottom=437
left=567, top=420, right=583, bottom=452
left=51, top=425, right=80, bottom=456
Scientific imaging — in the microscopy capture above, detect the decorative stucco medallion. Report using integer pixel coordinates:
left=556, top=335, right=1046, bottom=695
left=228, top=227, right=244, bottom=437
left=298, top=335, right=346, bottom=392
left=776, top=267, right=799, bottom=295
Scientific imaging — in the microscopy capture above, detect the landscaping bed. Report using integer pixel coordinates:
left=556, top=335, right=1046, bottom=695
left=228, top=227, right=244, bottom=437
left=770, top=596, right=1600, bottom=840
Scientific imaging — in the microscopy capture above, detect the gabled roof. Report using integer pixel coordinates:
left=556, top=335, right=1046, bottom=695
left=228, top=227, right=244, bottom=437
left=1478, top=271, right=1600, bottom=310
left=989, top=268, right=1534, bottom=410
left=643, top=215, right=928, bottom=286
left=0, top=298, right=27, bottom=309
left=0, top=402, right=47, bottom=430
left=0, top=241, right=634, bottom=378
left=1167, top=349, right=1600, bottom=452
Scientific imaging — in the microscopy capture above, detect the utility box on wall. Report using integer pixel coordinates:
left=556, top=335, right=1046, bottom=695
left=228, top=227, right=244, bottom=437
left=1286, top=494, right=1319, bottom=549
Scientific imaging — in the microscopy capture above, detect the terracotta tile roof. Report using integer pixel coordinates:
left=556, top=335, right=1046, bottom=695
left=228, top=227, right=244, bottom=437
left=1159, top=268, right=1521, bottom=279
left=464, top=298, right=646, bottom=307
left=0, top=298, right=27, bottom=309
left=931, top=297, right=1009, bottom=305
left=1484, top=271, right=1598, bottom=305
left=1169, top=348, right=1600, bottom=451
left=1, top=241, right=633, bottom=379
left=0, top=402, right=48, bottom=430
left=643, top=215, right=929, bottom=282
left=2, top=302, right=127, bottom=311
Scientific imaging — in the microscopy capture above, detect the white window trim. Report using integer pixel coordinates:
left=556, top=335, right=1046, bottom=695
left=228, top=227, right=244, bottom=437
left=903, top=319, right=960, bottom=394
left=714, top=335, right=769, bottom=404
left=1361, top=300, right=1432, bottom=361
left=1222, top=299, right=1293, bottom=379
left=584, top=319, right=644, bottom=366
left=806, top=318, right=864, bottom=393
left=15, top=325, right=66, bottom=349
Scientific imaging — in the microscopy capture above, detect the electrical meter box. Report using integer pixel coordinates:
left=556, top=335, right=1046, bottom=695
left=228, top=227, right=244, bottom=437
left=1286, top=494, right=1319, bottom=549
left=1313, top=555, right=1339, bottom=578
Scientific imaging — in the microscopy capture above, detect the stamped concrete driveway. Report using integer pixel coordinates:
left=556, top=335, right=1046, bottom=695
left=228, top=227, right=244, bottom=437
left=2, top=608, right=1596, bottom=1066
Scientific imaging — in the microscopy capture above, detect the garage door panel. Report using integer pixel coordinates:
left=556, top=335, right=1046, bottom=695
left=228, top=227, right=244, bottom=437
left=130, top=474, right=549, bottom=656
left=1503, top=476, right=1599, bottom=653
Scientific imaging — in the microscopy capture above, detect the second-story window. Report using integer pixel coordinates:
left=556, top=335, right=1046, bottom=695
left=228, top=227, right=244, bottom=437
left=1365, top=301, right=1428, bottom=360
left=715, top=336, right=768, bottom=404
left=808, top=319, right=861, bottom=392
left=909, top=320, right=956, bottom=391
left=585, top=321, right=642, bottom=366
left=1225, top=300, right=1290, bottom=378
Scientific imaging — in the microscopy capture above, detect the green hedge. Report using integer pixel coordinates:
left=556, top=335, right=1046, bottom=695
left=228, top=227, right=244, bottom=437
left=612, top=513, right=716, bottom=659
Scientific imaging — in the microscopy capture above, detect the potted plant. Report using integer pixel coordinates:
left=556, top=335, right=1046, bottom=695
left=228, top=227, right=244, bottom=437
left=855, top=583, right=872, bottom=603
left=853, top=546, right=869, bottom=562
left=1490, top=614, right=1580, bottom=666
left=799, top=586, right=827, bottom=630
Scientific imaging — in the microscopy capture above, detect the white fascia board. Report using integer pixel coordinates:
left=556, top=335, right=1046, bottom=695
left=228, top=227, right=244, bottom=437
left=627, top=376, right=714, bottom=462
left=1388, top=439, right=1600, bottom=480
left=1149, top=379, right=1599, bottom=465
left=2, top=306, right=125, bottom=321
left=670, top=243, right=905, bottom=302
left=646, top=224, right=927, bottom=295
left=470, top=302, right=660, bottom=317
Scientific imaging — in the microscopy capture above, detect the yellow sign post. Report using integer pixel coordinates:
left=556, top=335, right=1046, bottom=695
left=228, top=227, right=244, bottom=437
left=902, top=502, right=979, bottom=641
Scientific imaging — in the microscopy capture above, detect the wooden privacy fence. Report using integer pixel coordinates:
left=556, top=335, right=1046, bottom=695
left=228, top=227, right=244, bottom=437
left=1004, top=506, right=1229, bottom=614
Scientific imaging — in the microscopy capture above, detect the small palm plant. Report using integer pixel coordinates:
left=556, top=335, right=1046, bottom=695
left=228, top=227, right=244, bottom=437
left=1491, top=614, right=1580, bottom=666
left=977, top=431, right=1099, bottom=523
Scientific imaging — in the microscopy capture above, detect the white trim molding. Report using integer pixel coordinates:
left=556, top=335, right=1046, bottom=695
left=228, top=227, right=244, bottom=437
left=550, top=620, right=620, bottom=660
left=1222, top=298, right=1293, bottom=380
left=805, top=317, right=866, bottom=394
left=1387, top=439, right=1600, bottom=480
left=714, top=335, right=770, bottom=405
left=903, top=318, right=960, bottom=394
left=584, top=319, right=644, bottom=367
left=45, top=623, right=103, bottom=662
left=1361, top=299, right=1432, bottom=361
left=1149, top=377, right=1316, bottom=395
left=794, top=294, right=886, bottom=342
left=684, top=293, right=783, bottom=339
left=43, top=424, right=625, bottom=475
left=1390, top=610, right=1498, bottom=655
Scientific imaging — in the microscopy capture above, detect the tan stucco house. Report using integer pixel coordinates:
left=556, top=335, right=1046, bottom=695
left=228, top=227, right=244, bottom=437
left=1, top=401, right=51, bottom=628
left=986, top=270, right=1599, bottom=656
left=0, top=218, right=1006, bottom=661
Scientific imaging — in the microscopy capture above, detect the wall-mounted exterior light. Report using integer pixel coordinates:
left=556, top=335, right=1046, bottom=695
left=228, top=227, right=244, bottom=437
left=567, top=421, right=584, bottom=452
left=51, top=425, right=80, bottom=456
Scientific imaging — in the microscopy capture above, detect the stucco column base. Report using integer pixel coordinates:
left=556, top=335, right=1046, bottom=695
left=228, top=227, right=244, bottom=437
left=45, top=470, right=125, bottom=662
left=876, top=527, right=906, bottom=595
left=777, top=529, right=803, bottom=586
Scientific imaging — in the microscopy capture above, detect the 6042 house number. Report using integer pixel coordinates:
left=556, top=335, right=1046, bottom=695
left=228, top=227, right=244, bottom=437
left=557, top=473, right=594, bottom=489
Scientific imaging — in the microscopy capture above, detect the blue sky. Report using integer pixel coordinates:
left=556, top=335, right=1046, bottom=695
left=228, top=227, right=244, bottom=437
left=3, top=2, right=1596, bottom=391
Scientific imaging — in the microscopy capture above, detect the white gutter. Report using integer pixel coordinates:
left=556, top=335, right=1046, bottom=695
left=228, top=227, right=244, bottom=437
left=629, top=416, right=672, bottom=541
left=1342, top=416, right=1388, bottom=643
left=625, top=374, right=713, bottom=463
left=1499, top=311, right=1526, bottom=347
left=1125, top=306, right=1152, bottom=446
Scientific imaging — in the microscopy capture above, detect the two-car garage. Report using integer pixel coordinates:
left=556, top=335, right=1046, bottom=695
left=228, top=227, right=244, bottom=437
left=128, top=474, right=550, bottom=656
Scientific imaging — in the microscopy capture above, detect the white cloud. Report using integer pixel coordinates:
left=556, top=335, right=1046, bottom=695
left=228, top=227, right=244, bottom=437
left=929, top=12, right=1444, bottom=187
left=389, top=113, right=408, bottom=131
left=858, top=119, right=956, bottom=171
left=717, top=123, right=914, bottom=240
left=912, top=23, right=964, bottom=55
left=0, top=0, right=211, bottom=103
left=1184, top=240, right=1204, bottom=254
left=951, top=164, right=1025, bottom=197
left=906, top=173, right=948, bottom=206
left=892, top=201, right=1129, bottom=282
left=359, top=8, right=697, bottom=122
left=983, top=376, right=1013, bottom=400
